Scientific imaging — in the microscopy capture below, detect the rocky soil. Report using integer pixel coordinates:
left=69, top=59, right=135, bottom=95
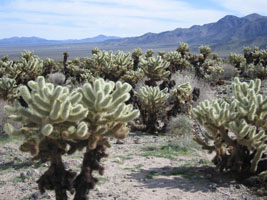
left=0, top=132, right=265, bottom=200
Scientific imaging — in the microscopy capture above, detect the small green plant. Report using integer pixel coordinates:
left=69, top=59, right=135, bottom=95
left=141, top=144, right=191, bottom=160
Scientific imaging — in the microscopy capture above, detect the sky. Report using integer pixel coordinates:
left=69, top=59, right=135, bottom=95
left=0, top=0, right=267, bottom=40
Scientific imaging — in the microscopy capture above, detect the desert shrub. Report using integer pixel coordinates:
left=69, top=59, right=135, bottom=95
left=166, top=114, right=194, bottom=137
left=221, top=63, right=238, bottom=80
left=47, top=72, right=66, bottom=85
left=0, top=100, right=9, bottom=138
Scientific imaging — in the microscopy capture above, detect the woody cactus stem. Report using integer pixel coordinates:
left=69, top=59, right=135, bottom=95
left=73, top=144, right=108, bottom=200
left=37, top=139, right=76, bottom=200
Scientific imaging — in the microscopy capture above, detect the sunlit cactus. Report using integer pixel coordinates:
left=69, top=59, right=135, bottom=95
left=229, top=53, right=246, bottom=75
left=5, top=76, right=139, bottom=200
left=91, top=47, right=100, bottom=55
left=145, top=49, right=154, bottom=58
left=120, top=68, right=145, bottom=87
left=5, top=51, right=44, bottom=85
left=158, top=51, right=166, bottom=58
left=199, top=45, right=211, bottom=59
left=135, top=86, right=169, bottom=133
left=90, top=50, right=133, bottom=81
left=193, top=77, right=267, bottom=174
left=132, top=48, right=143, bottom=70
left=164, top=51, right=191, bottom=72
left=139, top=56, right=170, bottom=86
left=0, top=77, right=19, bottom=102
left=200, top=59, right=224, bottom=81
left=176, top=42, right=190, bottom=58
left=167, top=82, right=193, bottom=117
left=43, top=58, right=58, bottom=76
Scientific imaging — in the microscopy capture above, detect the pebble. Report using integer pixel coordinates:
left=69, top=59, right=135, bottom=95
left=26, top=169, right=40, bottom=177
left=28, top=192, right=41, bottom=200
left=209, top=183, right=217, bottom=190
left=20, top=172, right=27, bottom=180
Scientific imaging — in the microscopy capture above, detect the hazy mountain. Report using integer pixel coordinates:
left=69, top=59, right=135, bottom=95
left=1, top=13, right=267, bottom=58
left=0, top=35, right=120, bottom=47
left=100, top=13, right=267, bottom=54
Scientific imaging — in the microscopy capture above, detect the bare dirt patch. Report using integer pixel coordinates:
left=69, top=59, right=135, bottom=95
left=0, top=133, right=264, bottom=200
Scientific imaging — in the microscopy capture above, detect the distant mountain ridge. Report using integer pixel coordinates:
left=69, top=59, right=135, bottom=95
left=0, top=35, right=120, bottom=46
left=1, top=13, right=267, bottom=58
left=100, top=13, right=267, bottom=53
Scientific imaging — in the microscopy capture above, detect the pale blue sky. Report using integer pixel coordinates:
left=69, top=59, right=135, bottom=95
left=0, top=0, right=266, bottom=40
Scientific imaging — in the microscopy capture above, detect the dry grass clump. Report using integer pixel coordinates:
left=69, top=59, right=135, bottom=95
left=166, top=114, right=201, bottom=151
left=221, top=63, right=238, bottom=80
left=166, top=114, right=194, bottom=137
left=0, top=100, right=11, bottom=137
left=47, top=72, right=66, bottom=85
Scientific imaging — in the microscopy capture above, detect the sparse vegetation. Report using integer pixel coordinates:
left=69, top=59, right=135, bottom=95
left=1, top=43, right=267, bottom=199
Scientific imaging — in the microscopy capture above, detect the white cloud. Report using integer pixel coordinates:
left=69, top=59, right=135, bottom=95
left=213, top=0, right=267, bottom=15
left=1, top=0, right=229, bottom=39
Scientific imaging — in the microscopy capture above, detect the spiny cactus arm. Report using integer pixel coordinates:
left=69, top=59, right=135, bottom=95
left=78, top=78, right=139, bottom=147
left=139, top=56, right=170, bottom=81
left=5, top=76, right=89, bottom=155
left=251, top=145, right=267, bottom=173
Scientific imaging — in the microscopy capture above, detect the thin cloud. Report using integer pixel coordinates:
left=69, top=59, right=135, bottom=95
left=213, top=0, right=267, bottom=15
left=0, top=0, right=239, bottom=39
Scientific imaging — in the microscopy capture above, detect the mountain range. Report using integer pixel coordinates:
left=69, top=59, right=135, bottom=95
left=0, top=35, right=120, bottom=47
left=1, top=13, right=267, bottom=58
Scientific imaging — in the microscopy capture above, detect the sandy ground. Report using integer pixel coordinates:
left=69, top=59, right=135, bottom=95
left=0, top=132, right=265, bottom=200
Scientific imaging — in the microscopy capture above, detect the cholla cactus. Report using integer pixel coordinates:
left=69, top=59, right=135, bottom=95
left=4, top=76, right=88, bottom=155
left=1, top=55, right=9, bottom=62
left=74, top=78, right=139, bottom=199
left=200, top=59, right=224, bottom=81
left=91, top=47, right=100, bottom=55
left=243, top=46, right=252, bottom=61
left=0, top=60, right=8, bottom=77
left=229, top=53, right=246, bottom=75
left=6, top=51, right=44, bottom=85
left=90, top=50, right=133, bottom=81
left=193, top=77, right=267, bottom=174
left=158, top=51, right=166, bottom=58
left=0, top=77, right=18, bottom=101
left=173, top=82, right=192, bottom=105
left=199, top=45, right=211, bottom=59
left=132, top=48, right=143, bottom=70
left=145, top=49, right=154, bottom=58
left=168, top=82, right=193, bottom=116
left=253, top=63, right=267, bottom=79
left=64, top=62, right=93, bottom=84
left=5, top=76, right=88, bottom=199
left=164, top=51, right=190, bottom=72
left=135, top=86, right=169, bottom=133
left=176, top=42, right=190, bottom=58
left=139, top=56, right=170, bottom=86
left=43, top=58, right=58, bottom=76
left=5, top=76, right=139, bottom=200
left=120, top=68, right=145, bottom=87
left=77, top=78, right=139, bottom=149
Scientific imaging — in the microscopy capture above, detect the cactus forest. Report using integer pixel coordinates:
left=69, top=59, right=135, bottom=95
left=0, top=43, right=266, bottom=200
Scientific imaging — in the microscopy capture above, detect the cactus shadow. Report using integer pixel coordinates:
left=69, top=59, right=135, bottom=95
left=129, top=165, right=235, bottom=193
left=0, top=160, right=43, bottom=171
